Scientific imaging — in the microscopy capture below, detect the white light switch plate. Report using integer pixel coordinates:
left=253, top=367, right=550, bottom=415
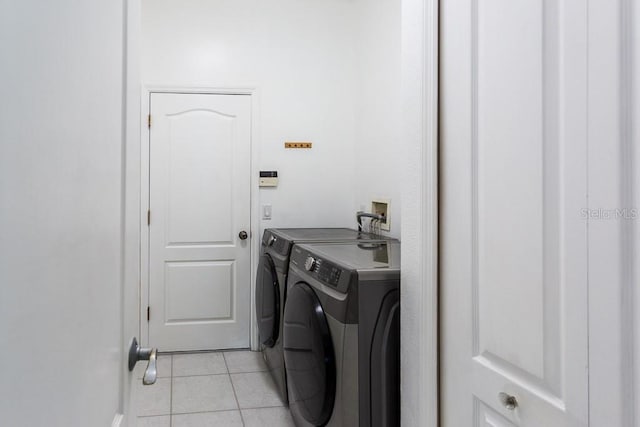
left=262, top=204, right=272, bottom=220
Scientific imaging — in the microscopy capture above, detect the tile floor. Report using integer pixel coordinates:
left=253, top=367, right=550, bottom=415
left=134, top=350, right=295, bottom=427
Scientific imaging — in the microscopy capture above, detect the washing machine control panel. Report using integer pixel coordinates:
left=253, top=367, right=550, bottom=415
left=292, top=246, right=350, bottom=291
left=304, top=256, right=317, bottom=271
left=303, top=257, right=340, bottom=287
left=317, top=262, right=342, bottom=287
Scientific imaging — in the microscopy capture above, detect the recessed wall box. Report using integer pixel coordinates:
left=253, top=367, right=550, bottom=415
left=259, top=171, right=278, bottom=187
left=371, top=199, right=391, bottom=231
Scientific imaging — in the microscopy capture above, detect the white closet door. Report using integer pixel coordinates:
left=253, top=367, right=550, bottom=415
left=0, top=1, right=127, bottom=424
left=440, top=0, right=589, bottom=425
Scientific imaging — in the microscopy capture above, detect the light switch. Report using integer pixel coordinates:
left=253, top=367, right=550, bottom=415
left=262, top=204, right=272, bottom=220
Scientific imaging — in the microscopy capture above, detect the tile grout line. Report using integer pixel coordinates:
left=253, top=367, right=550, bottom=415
left=224, top=352, right=246, bottom=427
left=171, top=372, right=232, bottom=378
left=154, top=350, right=274, bottom=424
left=169, top=404, right=287, bottom=416
left=171, top=369, right=267, bottom=378
left=171, top=408, right=247, bottom=416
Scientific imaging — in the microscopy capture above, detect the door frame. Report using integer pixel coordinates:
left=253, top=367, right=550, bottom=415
left=400, top=0, right=439, bottom=426
left=122, top=1, right=142, bottom=426
left=586, top=1, right=639, bottom=423
left=139, top=86, right=261, bottom=351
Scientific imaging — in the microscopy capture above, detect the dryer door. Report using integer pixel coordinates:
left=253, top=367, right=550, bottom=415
left=256, top=253, right=280, bottom=347
left=284, top=282, right=336, bottom=426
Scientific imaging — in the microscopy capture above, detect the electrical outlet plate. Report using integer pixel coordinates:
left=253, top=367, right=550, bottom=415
left=371, top=199, right=390, bottom=231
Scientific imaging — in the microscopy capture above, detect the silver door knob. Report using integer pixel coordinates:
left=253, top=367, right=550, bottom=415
left=239, top=230, right=248, bottom=240
left=128, top=337, right=158, bottom=385
left=498, top=392, right=518, bottom=410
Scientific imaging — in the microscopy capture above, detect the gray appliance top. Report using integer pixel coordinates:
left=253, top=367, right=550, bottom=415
left=296, top=241, right=401, bottom=272
left=269, top=228, right=397, bottom=243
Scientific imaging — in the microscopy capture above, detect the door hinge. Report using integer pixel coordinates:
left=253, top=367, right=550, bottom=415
left=147, top=210, right=151, bottom=226
left=147, top=114, right=151, bottom=129
left=147, top=306, right=150, bottom=321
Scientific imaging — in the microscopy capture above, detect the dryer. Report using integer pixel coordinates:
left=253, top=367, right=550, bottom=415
left=283, top=241, right=400, bottom=427
left=255, top=228, right=398, bottom=405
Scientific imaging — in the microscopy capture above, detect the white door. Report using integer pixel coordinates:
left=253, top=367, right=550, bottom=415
left=440, top=0, right=589, bottom=425
left=148, top=92, right=251, bottom=351
left=0, top=1, right=130, bottom=426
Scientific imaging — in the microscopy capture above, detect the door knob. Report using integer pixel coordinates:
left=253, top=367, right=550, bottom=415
left=239, top=230, right=248, bottom=240
left=498, top=392, right=518, bottom=410
left=128, top=337, right=158, bottom=385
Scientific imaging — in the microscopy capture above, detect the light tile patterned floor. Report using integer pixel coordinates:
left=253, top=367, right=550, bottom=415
left=135, top=351, right=295, bottom=427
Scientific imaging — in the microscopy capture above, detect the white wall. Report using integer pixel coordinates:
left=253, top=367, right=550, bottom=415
left=141, top=0, right=361, bottom=235
left=353, top=0, right=402, bottom=238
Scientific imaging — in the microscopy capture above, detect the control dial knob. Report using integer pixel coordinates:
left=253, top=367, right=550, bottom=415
left=304, top=256, right=317, bottom=272
left=267, top=235, right=277, bottom=246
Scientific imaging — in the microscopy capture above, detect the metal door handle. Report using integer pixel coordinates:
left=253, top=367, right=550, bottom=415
left=128, top=337, right=158, bottom=385
left=142, top=349, right=157, bottom=385
left=498, top=392, right=518, bottom=410
left=239, top=230, right=248, bottom=240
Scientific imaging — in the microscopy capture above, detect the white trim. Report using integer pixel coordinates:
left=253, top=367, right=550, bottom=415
left=139, top=86, right=261, bottom=350
left=421, top=0, right=439, bottom=423
left=620, top=0, right=638, bottom=422
left=585, top=1, right=639, bottom=424
left=621, top=0, right=636, bottom=423
left=422, top=0, right=439, bottom=422
left=139, top=88, right=149, bottom=346
left=633, top=0, right=640, bottom=421
left=122, top=1, right=141, bottom=426
left=400, top=0, right=439, bottom=425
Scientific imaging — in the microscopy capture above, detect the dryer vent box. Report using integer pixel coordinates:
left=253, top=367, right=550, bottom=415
left=259, top=171, right=278, bottom=187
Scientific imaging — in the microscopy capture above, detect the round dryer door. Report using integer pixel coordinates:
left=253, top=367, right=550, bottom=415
left=256, top=253, right=280, bottom=347
left=283, top=282, right=336, bottom=426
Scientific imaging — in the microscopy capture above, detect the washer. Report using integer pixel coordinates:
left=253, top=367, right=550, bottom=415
left=283, top=241, right=400, bottom=427
left=255, top=228, right=398, bottom=405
